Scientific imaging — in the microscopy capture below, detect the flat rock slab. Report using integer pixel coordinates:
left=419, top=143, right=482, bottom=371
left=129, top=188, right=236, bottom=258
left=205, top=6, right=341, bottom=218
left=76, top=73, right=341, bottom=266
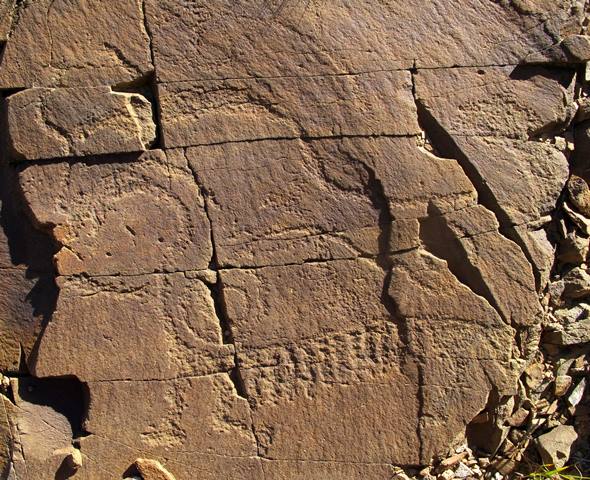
left=0, top=0, right=152, bottom=88
left=31, top=272, right=234, bottom=381
left=7, top=87, right=156, bottom=161
left=18, top=150, right=211, bottom=276
left=158, top=71, right=419, bottom=148
left=146, top=0, right=583, bottom=82
left=187, top=137, right=475, bottom=268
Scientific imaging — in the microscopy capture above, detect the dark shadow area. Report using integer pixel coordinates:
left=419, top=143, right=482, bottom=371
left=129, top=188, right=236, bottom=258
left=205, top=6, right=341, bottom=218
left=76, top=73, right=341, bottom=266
left=420, top=202, right=506, bottom=323
left=0, top=96, right=60, bottom=373
left=415, top=99, right=543, bottom=291
left=16, top=376, right=90, bottom=438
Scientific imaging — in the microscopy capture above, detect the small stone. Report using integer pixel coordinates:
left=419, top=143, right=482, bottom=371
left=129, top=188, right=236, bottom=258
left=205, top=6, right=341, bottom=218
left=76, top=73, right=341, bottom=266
left=525, top=362, right=545, bottom=391
left=478, top=458, right=490, bottom=468
left=536, top=425, right=578, bottom=468
left=440, top=452, right=468, bottom=469
left=546, top=318, right=590, bottom=345
left=392, top=473, right=412, bottom=480
left=563, top=202, right=590, bottom=235
left=561, top=267, right=590, bottom=300
left=568, top=175, right=590, bottom=217
left=134, top=458, right=176, bottom=480
left=454, top=463, right=474, bottom=479
left=568, top=378, right=587, bottom=407
left=66, top=448, right=83, bottom=470
left=419, top=466, right=432, bottom=477
left=555, top=375, right=573, bottom=397
left=507, top=408, right=529, bottom=427
left=493, top=458, right=517, bottom=475
left=438, top=469, right=455, bottom=480
left=558, top=232, right=589, bottom=265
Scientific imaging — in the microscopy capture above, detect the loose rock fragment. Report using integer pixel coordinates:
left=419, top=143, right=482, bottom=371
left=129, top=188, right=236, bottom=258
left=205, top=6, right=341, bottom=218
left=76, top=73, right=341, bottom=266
left=568, top=175, right=590, bottom=216
left=7, top=87, right=156, bottom=161
left=134, top=458, right=176, bottom=480
left=536, top=425, right=579, bottom=468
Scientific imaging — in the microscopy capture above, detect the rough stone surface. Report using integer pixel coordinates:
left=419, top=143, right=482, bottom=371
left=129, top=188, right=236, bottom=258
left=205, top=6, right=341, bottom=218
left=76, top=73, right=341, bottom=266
left=146, top=0, right=584, bottom=82
left=536, top=425, right=579, bottom=468
left=18, top=150, right=211, bottom=276
left=7, top=87, right=156, bottom=161
left=0, top=0, right=152, bottom=88
left=0, top=2, right=587, bottom=479
left=0, top=0, right=15, bottom=41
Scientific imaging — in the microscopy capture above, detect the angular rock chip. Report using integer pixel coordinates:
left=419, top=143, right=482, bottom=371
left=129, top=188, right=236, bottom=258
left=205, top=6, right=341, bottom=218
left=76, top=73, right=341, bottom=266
left=31, top=272, right=234, bottom=381
left=536, top=425, right=578, bottom=468
left=0, top=0, right=152, bottom=88
left=146, top=0, right=582, bottom=82
left=19, top=150, right=211, bottom=276
left=80, top=375, right=262, bottom=480
left=7, top=87, right=156, bottom=161
left=159, top=71, right=419, bottom=148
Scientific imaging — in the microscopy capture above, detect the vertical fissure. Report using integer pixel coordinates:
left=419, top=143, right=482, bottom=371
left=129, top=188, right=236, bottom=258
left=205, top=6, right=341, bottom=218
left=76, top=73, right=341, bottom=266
left=410, top=71, right=542, bottom=289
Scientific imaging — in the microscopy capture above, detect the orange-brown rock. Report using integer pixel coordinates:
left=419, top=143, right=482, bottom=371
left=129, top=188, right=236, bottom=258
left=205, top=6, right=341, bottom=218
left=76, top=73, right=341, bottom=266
left=158, top=71, right=419, bottom=148
left=18, top=150, right=211, bottom=276
left=7, top=87, right=156, bottom=161
left=0, top=0, right=152, bottom=88
left=31, top=272, right=234, bottom=381
left=0, top=1, right=582, bottom=479
left=146, top=0, right=584, bottom=82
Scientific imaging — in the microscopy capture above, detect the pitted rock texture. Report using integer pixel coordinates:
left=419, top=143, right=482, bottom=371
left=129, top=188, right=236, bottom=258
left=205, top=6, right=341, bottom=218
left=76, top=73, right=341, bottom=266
left=0, top=1, right=588, bottom=480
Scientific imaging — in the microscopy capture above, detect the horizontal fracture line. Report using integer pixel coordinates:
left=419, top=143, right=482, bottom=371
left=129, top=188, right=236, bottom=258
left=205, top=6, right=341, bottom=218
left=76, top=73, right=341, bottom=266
left=86, top=371, right=231, bottom=383
left=177, top=133, right=419, bottom=150
left=58, top=256, right=380, bottom=280
left=157, top=62, right=543, bottom=85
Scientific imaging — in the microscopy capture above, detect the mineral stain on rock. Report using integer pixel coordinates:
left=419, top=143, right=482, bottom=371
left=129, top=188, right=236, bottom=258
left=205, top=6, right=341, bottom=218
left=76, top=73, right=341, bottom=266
left=0, top=1, right=589, bottom=479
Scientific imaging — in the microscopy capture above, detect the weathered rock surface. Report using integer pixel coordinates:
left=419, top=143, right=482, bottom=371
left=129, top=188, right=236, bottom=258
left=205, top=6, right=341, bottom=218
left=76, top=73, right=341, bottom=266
left=0, top=0, right=15, bottom=41
left=0, top=0, right=152, bottom=88
left=7, top=87, right=156, bottom=160
left=146, top=0, right=584, bottom=82
left=2, top=378, right=83, bottom=480
left=18, top=150, right=211, bottom=276
left=31, top=273, right=234, bottom=381
left=158, top=71, right=419, bottom=148
left=0, top=1, right=586, bottom=479
left=536, top=425, right=579, bottom=468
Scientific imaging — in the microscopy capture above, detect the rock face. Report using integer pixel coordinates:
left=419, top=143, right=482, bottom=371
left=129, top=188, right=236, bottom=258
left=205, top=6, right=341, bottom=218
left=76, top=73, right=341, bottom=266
left=6, top=87, right=156, bottom=160
left=0, top=1, right=588, bottom=480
